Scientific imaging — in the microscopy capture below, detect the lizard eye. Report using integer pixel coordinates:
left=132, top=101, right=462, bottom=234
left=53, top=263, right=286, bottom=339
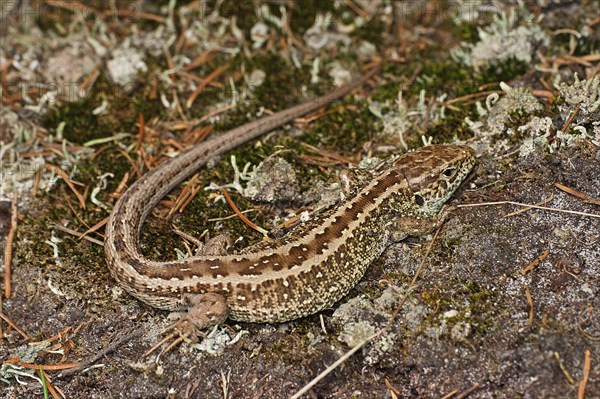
left=414, top=194, right=425, bottom=206
left=442, top=167, right=456, bottom=177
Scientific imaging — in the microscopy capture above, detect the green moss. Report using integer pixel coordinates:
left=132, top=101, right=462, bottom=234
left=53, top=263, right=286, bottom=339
left=351, top=13, right=387, bottom=43
left=43, top=97, right=119, bottom=145
left=140, top=217, right=186, bottom=261
left=250, top=53, right=313, bottom=110
left=445, top=237, right=462, bottom=248
left=464, top=283, right=497, bottom=333
left=420, top=287, right=444, bottom=311
left=420, top=279, right=497, bottom=336
left=42, top=73, right=165, bottom=145
left=302, top=100, right=376, bottom=153
left=425, top=110, right=476, bottom=143
left=477, top=58, right=529, bottom=85
left=219, top=1, right=257, bottom=32
left=451, top=21, right=480, bottom=44
left=15, top=196, right=113, bottom=304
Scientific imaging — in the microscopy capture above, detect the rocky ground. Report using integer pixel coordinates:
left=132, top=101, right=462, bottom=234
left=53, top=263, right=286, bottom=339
left=1, top=1, right=599, bottom=398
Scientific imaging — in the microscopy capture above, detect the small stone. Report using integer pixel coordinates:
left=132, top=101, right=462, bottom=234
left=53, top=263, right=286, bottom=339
left=243, top=156, right=299, bottom=203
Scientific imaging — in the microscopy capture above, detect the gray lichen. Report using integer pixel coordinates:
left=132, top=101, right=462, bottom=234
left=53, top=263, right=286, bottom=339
left=452, top=11, right=549, bottom=71
left=466, top=82, right=543, bottom=137
left=106, top=41, right=148, bottom=89
left=330, top=285, right=422, bottom=365
left=556, top=74, right=600, bottom=126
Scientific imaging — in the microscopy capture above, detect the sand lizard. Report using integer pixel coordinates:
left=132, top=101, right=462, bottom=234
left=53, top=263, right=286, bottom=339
left=104, top=65, right=476, bottom=331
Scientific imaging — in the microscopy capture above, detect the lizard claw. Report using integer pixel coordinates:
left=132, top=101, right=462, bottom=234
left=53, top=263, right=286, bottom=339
left=143, top=317, right=204, bottom=358
left=143, top=293, right=229, bottom=358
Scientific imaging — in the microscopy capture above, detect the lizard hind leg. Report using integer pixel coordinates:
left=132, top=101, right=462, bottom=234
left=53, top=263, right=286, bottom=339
left=146, top=235, right=231, bottom=357
left=145, top=293, right=229, bottom=357
left=159, top=294, right=229, bottom=349
left=170, top=292, right=230, bottom=342
left=182, top=292, right=230, bottom=331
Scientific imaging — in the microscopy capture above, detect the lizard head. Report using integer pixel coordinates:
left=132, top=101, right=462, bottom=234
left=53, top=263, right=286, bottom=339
left=393, top=144, right=476, bottom=216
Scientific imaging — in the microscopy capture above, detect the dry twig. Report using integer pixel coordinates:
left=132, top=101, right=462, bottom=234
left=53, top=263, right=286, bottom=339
left=578, top=348, right=591, bottom=399
left=555, top=183, right=600, bottom=206
left=520, top=249, right=550, bottom=276
left=524, top=285, right=534, bottom=325
left=221, top=188, right=268, bottom=236
left=0, top=310, right=30, bottom=339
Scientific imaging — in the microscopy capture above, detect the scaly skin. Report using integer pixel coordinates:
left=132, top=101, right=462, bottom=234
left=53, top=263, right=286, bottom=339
left=104, top=65, right=476, bottom=330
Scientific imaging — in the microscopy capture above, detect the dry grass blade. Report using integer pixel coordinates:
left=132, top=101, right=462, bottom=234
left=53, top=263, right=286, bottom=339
left=184, top=49, right=219, bottom=72
left=440, top=389, right=460, bottom=399
left=44, top=0, right=93, bottom=14
left=45, top=164, right=86, bottom=209
left=504, top=195, right=553, bottom=218
left=164, top=103, right=236, bottom=131
left=58, top=329, right=143, bottom=378
left=32, top=169, right=41, bottom=196
left=4, top=191, right=17, bottom=299
left=300, top=141, right=357, bottom=164
left=37, top=368, right=62, bottom=399
left=143, top=332, right=177, bottom=358
left=561, top=105, right=580, bottom=132
left=52, top=224, right=104, bottom=246
left=387, top=227, right=442, bottom=327
left=455, top=382, right=482, bottom=399
left=343, top=0, right=370, bottom=18
left=442, top=90, right=502, bottom=106
left=79, top=217, right=108, bottom=241
left=296, top=103, right=357, bottom=124
left=111, top=172, right=131, bottom=198
left=12, top=360, right=82, bottom=371
left=457, top=201, right=600, bottom=219
left=555, top=183, right=588, bottom=199
left=100, top=9, right=166, bottom=23
left=290, top=329, right=384, bottom=399
left=168, top=174, right=201, bottom=217
left=554, top=352, right=576, bottom=385
left=384, top=378, right=401, bottom=396
left=135, top=112, right=146, bottom=152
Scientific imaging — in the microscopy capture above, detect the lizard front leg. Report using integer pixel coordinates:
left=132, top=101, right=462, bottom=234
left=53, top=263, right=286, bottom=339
left=389, top=205, right=456, bottom=242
